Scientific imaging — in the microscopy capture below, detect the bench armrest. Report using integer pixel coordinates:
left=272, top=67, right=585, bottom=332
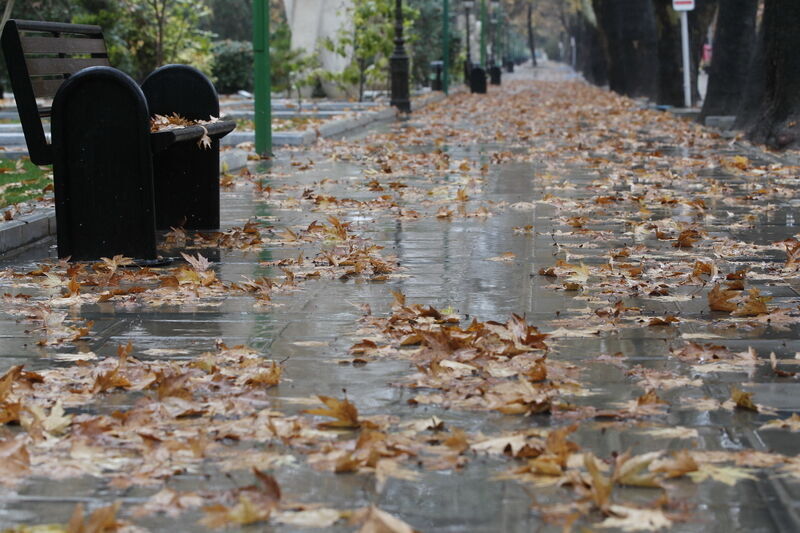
left=150, top=120, right=236, bottom=153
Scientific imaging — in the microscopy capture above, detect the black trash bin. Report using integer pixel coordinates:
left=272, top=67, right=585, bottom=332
left=504, top=58, right=514, bottom=73
left=470, top=67, right=487, bottom=94
left=489, top=65, right=502, bottom=85
left=430, top=60, right=444, bottom=91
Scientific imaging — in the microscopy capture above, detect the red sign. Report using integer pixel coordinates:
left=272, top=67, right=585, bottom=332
left=673, top=0, right=695, bottom=10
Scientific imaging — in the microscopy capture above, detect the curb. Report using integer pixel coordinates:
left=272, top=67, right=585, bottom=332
left=0, top=208, right=56, bottom=255
left=223, top=90, right=453, bottom=148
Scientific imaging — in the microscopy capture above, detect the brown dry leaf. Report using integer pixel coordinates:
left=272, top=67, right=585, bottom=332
left=647, top=316, right=679, bottom=326
left=636, top=390, right=666, bottom=406
left=0, top=437, right=30, bottom=483
left=760, top=413, right=800, bottom=432
left=673, top=229, right=701, bottom=248
left=375, top=459, right=421, bottom=493
left=201, top=495, right=270, bottom=528
left=67, top=501, right=121, bottom=533
left=0, top=364, right=24, bottom=401
left=304, top=395, right=361, bottom=429
left=352, top=505, right=418, bottom=533
left=597, top=505, right=672, bottom=531
left=651, top=450, right=699, bottom=479
left=487, top=252, right=516, bottom=262
left=731, top=288, right=771, bottom=317
left=708, top=284, right=738, bottom=312
left=614, top=451, right=661, bottom=487
left=584, top=453, right=612, bottom=512
left=730, top=387, right=758, bottom=412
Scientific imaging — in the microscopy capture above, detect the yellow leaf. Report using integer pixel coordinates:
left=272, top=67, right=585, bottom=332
left=304, top=395, right=361, bottom=429
left=688, top=464, right=757, bottom=486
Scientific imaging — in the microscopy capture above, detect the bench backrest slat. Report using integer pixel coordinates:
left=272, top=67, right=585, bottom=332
left=1, top=19, right=110, bottom=164
left=20, top=35, right=107, bottom=55
left=26, top=57, right=110, bottom=77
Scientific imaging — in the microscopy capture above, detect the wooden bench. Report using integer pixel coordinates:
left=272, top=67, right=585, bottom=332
left=1, top=19, right=236, bottom=261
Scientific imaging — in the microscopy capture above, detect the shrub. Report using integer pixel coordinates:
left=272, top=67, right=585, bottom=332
left=212, top=40, right=254, bottom=94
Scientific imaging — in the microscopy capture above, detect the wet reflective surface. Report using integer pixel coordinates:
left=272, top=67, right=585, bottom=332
left=0, top=63, right=799, bottom=531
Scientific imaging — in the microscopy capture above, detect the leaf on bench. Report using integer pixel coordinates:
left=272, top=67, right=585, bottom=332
left=197, top=126, right=211, bottom=150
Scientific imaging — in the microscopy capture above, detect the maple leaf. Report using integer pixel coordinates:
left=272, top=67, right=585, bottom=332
left=0, top=437, right=30, bottom=483
left=351, top=506, right=418, bottom=533
left=100, top=255, right=134, bottom=273
left=197, top=126, right=212, bottom=149
left=760, top=413, right=800, bottom=432
left=566, top=262, right=590, bottom=284
left=597, top=505, right=672, bottom=531
left=636, top=389, right=666, bottom=406
left=708, top=284, right=738, bottom=312
left=0, top=364, right=24, bottom=402
left=181, top=252, right=212, bottom=273
left=375, top=458, right=421, bottom=493
left=651, top=450, right=699, bottom=478
left=584, top=453, right=612, bottom=512
left=731, top=288, right=771, bottom=317
left=23, top=400, right=72, bottom=436
left=304, top=395, right=361, bottom=429
left=688, top=464, right=757, bottom=486
left=613, top=451, right=661, bottom=487
left=673, top=228, right=701, bottom=248
left=202, top=495, right=270, bottom=528
left=274, top=508, right=342, bottom=528
left=730, top=387, right=758, bottom=412
left=67, top=501, right=122, bottom=533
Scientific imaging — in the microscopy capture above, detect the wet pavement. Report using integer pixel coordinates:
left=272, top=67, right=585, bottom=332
left=1, top=62, right=799, bottom=532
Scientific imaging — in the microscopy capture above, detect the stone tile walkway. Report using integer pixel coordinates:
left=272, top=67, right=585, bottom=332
left=0, top=62, right=799, bottom=532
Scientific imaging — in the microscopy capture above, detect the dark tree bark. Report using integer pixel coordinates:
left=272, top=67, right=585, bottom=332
left=574, top=12, right=607, bottom=87
left=699, top=0, right=758, bottom=120
left=527, top=3, right=537, bottom=67
left=689, top=0, right=718, bottom=103
left=592, top=0, right=659, bottom=100
left=745, top=0, right=800, bottom=149
left=651, top=0, right=717, bottom=107
left=735, top=8, right=767, bottom=129
left=653, top=0, right=683, bottom=106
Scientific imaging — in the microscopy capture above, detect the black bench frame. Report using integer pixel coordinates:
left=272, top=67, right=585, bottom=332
left=1, top=19, right=236, bottom=261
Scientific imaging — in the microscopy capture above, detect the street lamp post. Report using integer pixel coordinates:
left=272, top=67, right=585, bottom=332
left=253, top=0, right=271, bottom=156
left=390, top=0, right=410, bottom=113
left=442, top=0, right=450, bottom=95
left=480, top=0, right=487, bottom=68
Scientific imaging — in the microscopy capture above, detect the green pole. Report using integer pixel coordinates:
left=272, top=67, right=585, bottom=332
left=442, top=0, right=450, bottom=94
left=480, top=0, right=487, bottom=68
left=253, top=0, right=271, bottom=156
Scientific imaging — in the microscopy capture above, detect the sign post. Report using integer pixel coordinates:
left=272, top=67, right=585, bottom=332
left=673, top=0, right=694, bottom=108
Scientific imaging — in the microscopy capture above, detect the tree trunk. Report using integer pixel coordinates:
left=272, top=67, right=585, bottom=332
left=735, top=8, right=767, bottom=129
left=689, top=0, right=718, bottom=103
left=592, top=0, right=659, bottom=100
left=527, top=3, right=537, bottom=67
left=653, top=0, right=683, bottom=106
left=745, top=0, right=800, bottom=149
left=699, top=0, right=758, bottom=120
left=574, top=11, right=606, bottom=87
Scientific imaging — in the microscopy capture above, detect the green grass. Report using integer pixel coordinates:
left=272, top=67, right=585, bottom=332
left=0, top=158, right=52, bottom=208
